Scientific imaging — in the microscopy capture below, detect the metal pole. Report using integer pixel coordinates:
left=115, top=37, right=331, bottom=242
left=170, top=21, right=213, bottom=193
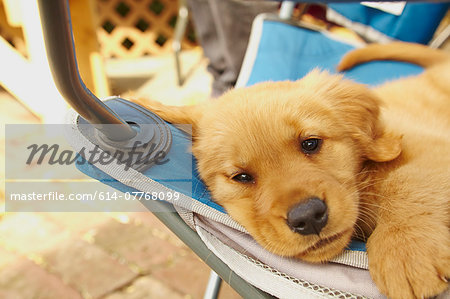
left=37, top=0, right=136, bottom=142
left=279, top=1, right=295, bottom=20
left=173, top=0, right=189, bottom=86
left=203, top=271, right=222, bottom=299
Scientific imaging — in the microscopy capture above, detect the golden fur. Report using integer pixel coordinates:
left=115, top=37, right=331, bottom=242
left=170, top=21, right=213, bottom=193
left=138, top=42, right=450, bottom=299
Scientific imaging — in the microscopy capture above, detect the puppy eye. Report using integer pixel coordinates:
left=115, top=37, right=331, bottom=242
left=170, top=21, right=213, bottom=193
left=301, top=138, right=322, bottom=154
left=231, top=173, right=255, bottom=184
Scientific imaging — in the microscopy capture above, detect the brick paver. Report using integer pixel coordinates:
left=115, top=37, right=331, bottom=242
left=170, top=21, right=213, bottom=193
left=0, top=211, right=242, bottom=299
left=92, top=218, right=186, bottom=274
left=0, top=247, right=82, bottom=299
left=152, top=251, right=242, bottom=299
left=127, top=212, right=183, bottom=245
left=42, top=237, right=138, bottom=299
left=152, top=250, right=218, bottom=298
left=104, top=275, right=185, bottom=299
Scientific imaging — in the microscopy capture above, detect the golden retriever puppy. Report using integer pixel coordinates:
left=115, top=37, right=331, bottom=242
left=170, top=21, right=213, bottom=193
left=139, top=42, right=450, bottom=299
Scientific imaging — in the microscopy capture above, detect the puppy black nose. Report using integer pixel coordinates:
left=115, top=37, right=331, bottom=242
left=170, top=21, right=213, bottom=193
left=287, top=197, right=328, bottom=235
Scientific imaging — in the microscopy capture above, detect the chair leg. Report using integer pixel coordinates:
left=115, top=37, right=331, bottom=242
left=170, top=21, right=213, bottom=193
left=203, top=270, right=222, bottom=299
left=173, top=0, right=189, bottom=86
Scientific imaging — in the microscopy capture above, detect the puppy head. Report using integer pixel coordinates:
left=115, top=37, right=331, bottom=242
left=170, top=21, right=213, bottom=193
left=145, top=71, right=401, bottom=262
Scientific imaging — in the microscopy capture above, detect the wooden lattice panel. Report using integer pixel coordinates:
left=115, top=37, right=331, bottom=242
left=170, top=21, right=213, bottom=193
left=96, top=0, right=196, bottom=58
left=0, top=1, right=27, bottom=57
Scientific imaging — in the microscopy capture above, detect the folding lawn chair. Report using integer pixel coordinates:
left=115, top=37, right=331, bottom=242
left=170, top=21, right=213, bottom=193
left=326, top=1, right=449, bottom=45
left=37, top=0, right=449, bottom=298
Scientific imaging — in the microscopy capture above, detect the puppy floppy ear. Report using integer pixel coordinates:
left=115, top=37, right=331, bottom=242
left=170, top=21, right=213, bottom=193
left=335, top=83, right=402, bottom=163
left=359, top=126, right=402, bottom=162
left=133, top=98, right=203, bottom=136
left=305, top=71, right=402, bottom=162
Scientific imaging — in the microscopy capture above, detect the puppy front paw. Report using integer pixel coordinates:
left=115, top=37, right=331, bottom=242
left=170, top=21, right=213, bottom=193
left=367, top=230, right=450, bottom=299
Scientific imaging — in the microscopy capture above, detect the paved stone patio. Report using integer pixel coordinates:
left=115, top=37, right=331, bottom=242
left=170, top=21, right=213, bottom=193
left=0, top=48, right=241, bottom=299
